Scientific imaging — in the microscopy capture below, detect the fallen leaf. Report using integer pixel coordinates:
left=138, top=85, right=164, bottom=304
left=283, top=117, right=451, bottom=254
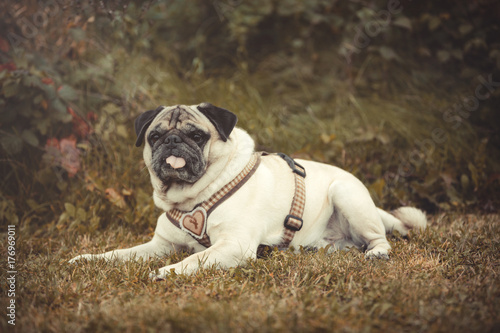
left=105, top=188, right=127, bottom=209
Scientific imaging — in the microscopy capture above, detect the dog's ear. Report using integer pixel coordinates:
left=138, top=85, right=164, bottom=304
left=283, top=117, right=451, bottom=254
left=134, top=106, right=164, bottom=147
left=197, top=103, right=238, bottom=142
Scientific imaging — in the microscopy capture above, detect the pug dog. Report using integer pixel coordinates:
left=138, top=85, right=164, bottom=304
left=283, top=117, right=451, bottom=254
left=70, top=103, right=427, bottom=279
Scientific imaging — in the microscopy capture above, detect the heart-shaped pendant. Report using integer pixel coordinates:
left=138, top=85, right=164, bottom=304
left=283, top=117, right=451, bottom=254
left=180, top=207, right=207, bottom=239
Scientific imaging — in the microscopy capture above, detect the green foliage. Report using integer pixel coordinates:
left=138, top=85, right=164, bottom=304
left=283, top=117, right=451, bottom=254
left=0, top=64, right=71, bottom=154
left=0, top=0, right=499, bottom=235
left=0, top=1, right=164, bottom=230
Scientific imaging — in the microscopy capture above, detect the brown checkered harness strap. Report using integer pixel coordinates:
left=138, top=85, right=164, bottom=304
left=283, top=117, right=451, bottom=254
left=274, top=153, right=306, bottom=248
left=166, top=152, right=261, bottom=247
left=166, top=152, right=306, bottom=250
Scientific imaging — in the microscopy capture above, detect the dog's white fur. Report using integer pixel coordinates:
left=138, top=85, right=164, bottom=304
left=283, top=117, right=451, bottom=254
left=70, top=112, right=427, bottom=279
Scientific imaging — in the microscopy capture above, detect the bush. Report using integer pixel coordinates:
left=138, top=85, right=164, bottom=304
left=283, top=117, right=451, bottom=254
left=1, top=1, right=499, bottom=233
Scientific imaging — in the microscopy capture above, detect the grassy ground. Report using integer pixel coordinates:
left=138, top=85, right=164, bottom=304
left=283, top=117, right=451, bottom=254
left=1, top=213, right=498, bottom=332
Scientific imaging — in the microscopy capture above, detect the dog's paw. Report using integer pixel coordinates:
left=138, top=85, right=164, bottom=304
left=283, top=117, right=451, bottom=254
left=365, top=249, right=390, bottom=260
left=68, top=254, right=95, bottom=264
left=149, top=271, right=164, bottom=281
left=149, top=267, right=173, bottom=281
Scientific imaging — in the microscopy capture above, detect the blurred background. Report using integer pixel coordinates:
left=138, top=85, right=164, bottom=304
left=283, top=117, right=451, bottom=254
left=1, top=0, right=499, bottom=236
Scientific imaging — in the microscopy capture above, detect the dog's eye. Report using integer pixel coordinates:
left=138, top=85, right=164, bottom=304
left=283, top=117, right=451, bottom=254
left=149, top=132, right=161, bottom=144
left=190, top=132, right=204, bottom=143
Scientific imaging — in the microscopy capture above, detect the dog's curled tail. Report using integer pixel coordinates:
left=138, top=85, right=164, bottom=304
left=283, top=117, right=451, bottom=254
left=377, top=207, right=427, bottom=236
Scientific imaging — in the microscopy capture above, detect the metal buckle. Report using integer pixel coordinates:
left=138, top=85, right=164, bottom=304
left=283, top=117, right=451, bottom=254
left=284, top=214, right=303, bottom=232
left=292, top=161, right=306, bottom=178
left=277, top=153, right=306, bottom=178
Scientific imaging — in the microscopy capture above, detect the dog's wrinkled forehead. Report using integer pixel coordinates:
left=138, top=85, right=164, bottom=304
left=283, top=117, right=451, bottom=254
left=153, top=105, right=206, bottom=130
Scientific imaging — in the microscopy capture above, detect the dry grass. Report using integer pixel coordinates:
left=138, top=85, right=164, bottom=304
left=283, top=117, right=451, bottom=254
left=1, top=213, right=499, bottom=332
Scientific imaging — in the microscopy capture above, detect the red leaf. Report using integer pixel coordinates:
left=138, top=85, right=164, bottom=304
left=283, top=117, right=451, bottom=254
left=86, top=111, right=98, bottom=122
left=43, top=136, right=81, bottom=177
left=67, top=107, right=77, bottom=117
left=41, top=77, right=54, bottom=85
left=43, top=138, right=62, bottom=167
left=0, top=62, right=16, bottom=72
left=0, top=37, right=9, bottom=52
left=46, top=138, right=60, bottom=148
left=73, top=118, right=91, bottom=138
left=59, top=136, right=81, bottom=177
left=68, top=107, right=93, bottom=138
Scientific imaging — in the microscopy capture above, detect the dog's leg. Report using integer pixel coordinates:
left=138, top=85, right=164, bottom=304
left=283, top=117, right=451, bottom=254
left=69, top=214, right=184, bottom=264
left=328, top=179, right=391, bottom=259
left=151, top=238, right=255, bottom=278
left=68, top=234, right=177, bottom=263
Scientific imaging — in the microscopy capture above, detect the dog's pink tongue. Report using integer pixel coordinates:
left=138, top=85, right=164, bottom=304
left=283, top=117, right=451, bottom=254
left=166, top=156, right=186, bottom=169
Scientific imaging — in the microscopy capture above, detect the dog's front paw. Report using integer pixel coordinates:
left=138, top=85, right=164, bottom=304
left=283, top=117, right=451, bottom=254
left=150, top=265, right=180, bottom=281
left=365, top=249, right=390, bottom=260
left=68, top=254, right=95, bottom=264
left=149, top=271, right=164, bottom=281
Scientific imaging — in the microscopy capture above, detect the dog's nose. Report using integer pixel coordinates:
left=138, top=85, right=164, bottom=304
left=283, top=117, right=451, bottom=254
left=165, top=135, right=182, bottom=146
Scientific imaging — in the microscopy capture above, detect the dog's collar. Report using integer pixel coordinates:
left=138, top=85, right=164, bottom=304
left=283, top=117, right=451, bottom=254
left=166, top=153, right=261, bottom=247
left=165, top=152, right=306, bottom=250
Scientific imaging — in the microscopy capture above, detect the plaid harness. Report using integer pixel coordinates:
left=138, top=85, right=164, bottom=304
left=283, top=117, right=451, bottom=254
left=165, top=152, right=306, bottom=250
